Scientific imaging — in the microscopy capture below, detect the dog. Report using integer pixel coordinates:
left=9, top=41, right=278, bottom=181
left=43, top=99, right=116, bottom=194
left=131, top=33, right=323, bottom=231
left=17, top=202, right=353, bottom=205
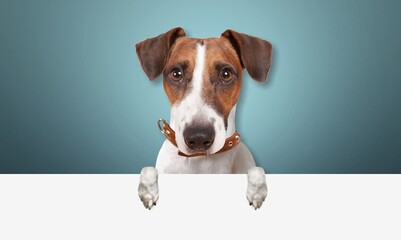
left=135, top=27, right=272, bottom=174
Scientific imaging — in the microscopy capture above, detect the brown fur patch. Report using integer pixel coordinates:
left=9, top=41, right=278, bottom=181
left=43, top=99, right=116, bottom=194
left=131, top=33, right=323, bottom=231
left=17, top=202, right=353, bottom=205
left=163, top=38, right=198, bottom=105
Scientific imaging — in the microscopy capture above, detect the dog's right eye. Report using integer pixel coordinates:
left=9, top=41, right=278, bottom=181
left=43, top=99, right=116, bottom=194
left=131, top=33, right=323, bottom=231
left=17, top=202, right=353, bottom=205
left=169, top=68, right=183, bottom=81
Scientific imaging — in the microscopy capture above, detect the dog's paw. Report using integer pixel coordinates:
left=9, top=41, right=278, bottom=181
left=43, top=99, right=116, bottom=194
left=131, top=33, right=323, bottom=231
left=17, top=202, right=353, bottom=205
left=246, top=167, right=267, bottom=210
left=138, top=167, right=159, bottom=210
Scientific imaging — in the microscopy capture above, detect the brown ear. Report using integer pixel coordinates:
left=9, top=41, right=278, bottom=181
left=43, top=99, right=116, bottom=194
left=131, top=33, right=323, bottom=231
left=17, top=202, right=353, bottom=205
left=135, top=27, right=186, bottom=80
left=221, top=29, right=272, bottom=82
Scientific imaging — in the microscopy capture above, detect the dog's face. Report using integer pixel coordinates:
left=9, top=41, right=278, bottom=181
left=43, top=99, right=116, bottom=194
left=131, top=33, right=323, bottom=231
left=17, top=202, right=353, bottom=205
left=136, top=28, right=272, bottom=155
left=163, top=38, right=242, bottom=155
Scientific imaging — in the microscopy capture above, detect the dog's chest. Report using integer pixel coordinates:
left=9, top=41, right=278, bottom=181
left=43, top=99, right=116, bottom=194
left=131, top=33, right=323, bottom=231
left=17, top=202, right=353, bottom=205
left=155, top=140, right=237, bottom=174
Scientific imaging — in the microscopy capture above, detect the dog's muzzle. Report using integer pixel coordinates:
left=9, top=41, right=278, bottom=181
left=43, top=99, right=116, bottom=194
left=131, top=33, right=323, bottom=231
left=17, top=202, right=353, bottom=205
left=157, top=119, right=241, bottom=157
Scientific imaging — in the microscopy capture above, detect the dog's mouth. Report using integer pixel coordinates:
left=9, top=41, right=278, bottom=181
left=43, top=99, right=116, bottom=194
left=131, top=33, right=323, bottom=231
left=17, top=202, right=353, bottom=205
left=186, top=148, right=210, bottom=155
left=178, top=145, right=215, bottom=157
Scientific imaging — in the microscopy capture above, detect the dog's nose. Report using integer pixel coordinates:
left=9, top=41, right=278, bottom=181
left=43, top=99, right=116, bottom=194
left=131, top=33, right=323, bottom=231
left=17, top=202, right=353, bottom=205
left=183, top=125, right=215, bottom=151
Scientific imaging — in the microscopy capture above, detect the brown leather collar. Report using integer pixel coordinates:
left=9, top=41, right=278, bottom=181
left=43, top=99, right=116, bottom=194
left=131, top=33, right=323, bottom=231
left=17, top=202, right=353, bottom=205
left=157, top=119, right=241, bottom=157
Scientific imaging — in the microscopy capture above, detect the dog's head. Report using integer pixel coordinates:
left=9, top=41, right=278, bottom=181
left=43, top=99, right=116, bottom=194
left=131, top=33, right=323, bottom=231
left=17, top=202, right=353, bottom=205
left=136, top=28, right=272, bottom=155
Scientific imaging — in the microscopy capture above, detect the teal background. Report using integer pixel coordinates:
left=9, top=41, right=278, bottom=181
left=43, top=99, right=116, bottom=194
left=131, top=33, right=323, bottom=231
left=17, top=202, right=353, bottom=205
left=1, top=0, right=401, bottom=173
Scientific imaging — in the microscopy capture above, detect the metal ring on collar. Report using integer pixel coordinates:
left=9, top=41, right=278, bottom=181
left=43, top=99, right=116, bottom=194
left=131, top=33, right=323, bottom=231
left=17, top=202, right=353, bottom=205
left=157, top=118, right=166, bottom=134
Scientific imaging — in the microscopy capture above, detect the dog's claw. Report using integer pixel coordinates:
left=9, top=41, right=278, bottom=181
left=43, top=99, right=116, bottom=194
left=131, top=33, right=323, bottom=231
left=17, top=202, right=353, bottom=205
left=138, top=167, right=159, bottom=210
left=247, top=167, right=268, bottom=210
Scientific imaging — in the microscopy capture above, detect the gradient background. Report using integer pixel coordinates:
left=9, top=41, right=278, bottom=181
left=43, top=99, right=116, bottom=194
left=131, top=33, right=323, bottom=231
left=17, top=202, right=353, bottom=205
left=1, top=0, right=401, bottom=173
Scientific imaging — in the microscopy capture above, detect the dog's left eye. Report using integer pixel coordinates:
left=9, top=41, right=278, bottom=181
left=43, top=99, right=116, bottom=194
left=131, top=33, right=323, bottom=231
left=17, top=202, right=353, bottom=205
left=220, top=68, right=234, bottom=82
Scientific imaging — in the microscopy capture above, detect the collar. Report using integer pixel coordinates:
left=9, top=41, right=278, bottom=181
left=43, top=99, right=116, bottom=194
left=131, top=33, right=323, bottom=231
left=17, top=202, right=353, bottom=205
left=157, top=119, right=241, bottom=158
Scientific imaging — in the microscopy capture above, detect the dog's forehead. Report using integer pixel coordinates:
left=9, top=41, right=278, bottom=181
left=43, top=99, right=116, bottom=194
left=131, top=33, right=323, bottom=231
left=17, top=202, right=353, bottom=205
left=168, top=37, right=240, bottom=65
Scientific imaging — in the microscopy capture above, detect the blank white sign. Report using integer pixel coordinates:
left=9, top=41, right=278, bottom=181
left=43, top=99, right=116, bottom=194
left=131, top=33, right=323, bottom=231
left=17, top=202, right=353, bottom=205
left=0, top=174, right=400, bottom=240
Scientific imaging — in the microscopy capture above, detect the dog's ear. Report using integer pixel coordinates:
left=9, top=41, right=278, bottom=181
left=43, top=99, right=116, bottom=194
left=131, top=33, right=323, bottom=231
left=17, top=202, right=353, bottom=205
left=136, top=27, right=186, bottom=80
left=221, top=29, right=272, bottom=82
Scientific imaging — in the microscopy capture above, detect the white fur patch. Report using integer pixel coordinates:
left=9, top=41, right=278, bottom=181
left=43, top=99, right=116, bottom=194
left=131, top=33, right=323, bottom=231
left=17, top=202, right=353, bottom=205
left=138, top=167, right=159, bottom=209
left=226, top=104, right=236, bottom=138
left=192, top=43, right=205, bottom=98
